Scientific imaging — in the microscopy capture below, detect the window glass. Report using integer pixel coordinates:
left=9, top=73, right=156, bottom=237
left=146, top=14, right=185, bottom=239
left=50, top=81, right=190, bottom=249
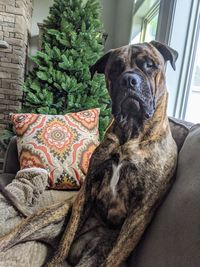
left=130, top=0, right=160, bottom=44
left=184, top=30, right=200, bottom=123
left=142, top=12, right=159, bottom=42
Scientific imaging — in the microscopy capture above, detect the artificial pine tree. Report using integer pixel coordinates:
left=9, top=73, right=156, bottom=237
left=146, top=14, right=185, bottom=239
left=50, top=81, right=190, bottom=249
left=23, top=0, right=111, bottom=138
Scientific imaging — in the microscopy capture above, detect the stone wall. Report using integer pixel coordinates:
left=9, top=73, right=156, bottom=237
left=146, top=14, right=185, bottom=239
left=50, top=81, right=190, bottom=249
left=0, top=0, right=33, bottom=160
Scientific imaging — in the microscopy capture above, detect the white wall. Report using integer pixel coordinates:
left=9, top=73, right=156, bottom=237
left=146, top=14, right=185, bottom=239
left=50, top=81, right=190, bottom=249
left=31, top=0, right=54, bottom=37
left=100, top=0, right=116, bottom=51
left=101, top=0, right=134, bottom=50
left=114, top=0, right=134, bottom=48
left=30, top=0, right=54, bottom=55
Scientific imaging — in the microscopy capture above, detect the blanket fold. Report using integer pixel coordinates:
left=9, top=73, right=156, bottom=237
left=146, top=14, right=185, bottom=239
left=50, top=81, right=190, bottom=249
left=0, top=167, right=48, bottom=236
left=0, top=168, right=50, bottom=267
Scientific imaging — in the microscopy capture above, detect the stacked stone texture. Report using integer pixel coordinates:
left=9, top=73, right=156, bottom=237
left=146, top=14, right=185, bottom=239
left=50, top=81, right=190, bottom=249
left=0, top=0, right=33, bottom=157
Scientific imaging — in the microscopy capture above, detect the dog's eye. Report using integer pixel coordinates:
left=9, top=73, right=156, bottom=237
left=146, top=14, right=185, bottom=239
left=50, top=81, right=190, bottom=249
left=145, top=60, right=154, bottom=69
left=137, top=59, right=157, bottom=72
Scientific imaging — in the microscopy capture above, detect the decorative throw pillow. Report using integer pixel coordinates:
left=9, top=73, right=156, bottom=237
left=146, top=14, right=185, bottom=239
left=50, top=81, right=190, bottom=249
left=10, top=109, right=100, bottom=189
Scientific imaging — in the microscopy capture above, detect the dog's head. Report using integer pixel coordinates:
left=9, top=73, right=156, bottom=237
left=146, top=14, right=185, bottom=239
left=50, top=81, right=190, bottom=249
left=90, top=41, right=178, bottom=131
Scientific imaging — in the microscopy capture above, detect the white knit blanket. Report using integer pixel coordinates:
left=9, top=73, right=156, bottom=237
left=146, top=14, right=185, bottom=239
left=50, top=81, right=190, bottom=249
left=0, top=168, right=49, bottom=267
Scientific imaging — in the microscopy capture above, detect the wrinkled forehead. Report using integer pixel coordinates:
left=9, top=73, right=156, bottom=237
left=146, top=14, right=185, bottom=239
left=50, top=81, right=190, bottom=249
left=109, top=43, right=165, bottom=66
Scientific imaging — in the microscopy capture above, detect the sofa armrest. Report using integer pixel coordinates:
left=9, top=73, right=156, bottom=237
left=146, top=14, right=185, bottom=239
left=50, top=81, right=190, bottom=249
left=3, top=136, right=20, bottom=174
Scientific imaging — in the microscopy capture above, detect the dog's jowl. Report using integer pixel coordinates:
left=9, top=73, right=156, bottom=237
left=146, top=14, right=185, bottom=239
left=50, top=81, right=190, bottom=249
left=0, top=41, right=178, bottom=267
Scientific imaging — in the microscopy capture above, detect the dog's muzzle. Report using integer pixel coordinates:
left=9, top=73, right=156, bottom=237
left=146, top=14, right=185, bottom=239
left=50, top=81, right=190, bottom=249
left=121, top=72, right=154, bottom=117
left=120, top=72, right=143, bottom=113
left=120, top=72, right=142, bottom=89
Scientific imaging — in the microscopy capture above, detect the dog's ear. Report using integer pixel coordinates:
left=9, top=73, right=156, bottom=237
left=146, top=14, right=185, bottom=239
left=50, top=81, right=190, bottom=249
left=150, top=41, right=178, bottom=71
left=90, top=50, right=113, bottom=79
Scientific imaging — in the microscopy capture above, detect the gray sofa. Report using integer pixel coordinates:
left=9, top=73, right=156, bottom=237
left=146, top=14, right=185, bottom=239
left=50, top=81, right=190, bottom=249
left=1, top=117, right=200, bottom=267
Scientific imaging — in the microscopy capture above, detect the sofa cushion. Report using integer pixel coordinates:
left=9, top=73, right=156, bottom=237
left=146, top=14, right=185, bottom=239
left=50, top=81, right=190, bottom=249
left=10, top=109, right=100, bottom=190
left=3, top=136, right=20, bottom=175
left=168, top=117, right=193, bottom=152
left=127, top=123, right=200, bottom=267
left=0, top=173, right=16, bottom=187
left=40, top=189, right=78, bottom=208
left=3, top=117, right=192, bottom=177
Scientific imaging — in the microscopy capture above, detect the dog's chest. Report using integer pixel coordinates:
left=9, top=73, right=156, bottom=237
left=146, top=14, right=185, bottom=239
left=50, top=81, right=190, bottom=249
left=94, top=158, right=145, bottom=227
left=109, top=163, right=122, bottom=197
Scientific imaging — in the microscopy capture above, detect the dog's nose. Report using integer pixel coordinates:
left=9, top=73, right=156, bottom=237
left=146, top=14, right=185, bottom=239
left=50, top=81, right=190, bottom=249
left=121, top=73, right=141, bottom=88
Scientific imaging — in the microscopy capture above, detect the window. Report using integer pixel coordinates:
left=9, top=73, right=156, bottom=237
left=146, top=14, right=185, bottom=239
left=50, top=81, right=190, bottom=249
left=183, top=20, right=200, bottom=123
left=129, top=0, right=200, bottom=122
left=169, top=0, right=200, bottom=119
left=140, top=3, right=159, bottom=42
left=130, top=0, right=160, bottom=44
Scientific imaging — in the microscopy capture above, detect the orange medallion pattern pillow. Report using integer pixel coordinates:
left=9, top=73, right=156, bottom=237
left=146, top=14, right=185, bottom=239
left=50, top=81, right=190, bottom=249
left=10, top=109, right=100, bottom=189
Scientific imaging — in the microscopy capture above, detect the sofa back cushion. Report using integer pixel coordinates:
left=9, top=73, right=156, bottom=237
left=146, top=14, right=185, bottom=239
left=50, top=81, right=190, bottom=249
left=3, top=117, right=193, bottom=179
left=3, top=136, right=19, bottom=174
left=168, top=117, right=193, bottom=152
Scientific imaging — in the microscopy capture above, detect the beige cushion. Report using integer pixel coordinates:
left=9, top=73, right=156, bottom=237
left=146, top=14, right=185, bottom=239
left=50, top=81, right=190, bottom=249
left=40, top=189, right=78, bottom=208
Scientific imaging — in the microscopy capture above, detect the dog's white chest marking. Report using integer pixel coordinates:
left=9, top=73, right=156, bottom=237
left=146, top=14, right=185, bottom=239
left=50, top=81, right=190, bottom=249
left=110, top=163, right=122, bottom=197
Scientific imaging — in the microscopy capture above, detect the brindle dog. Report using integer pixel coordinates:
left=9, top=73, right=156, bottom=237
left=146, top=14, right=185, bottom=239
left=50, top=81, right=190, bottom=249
left=0, top=41, right=178, bottom=267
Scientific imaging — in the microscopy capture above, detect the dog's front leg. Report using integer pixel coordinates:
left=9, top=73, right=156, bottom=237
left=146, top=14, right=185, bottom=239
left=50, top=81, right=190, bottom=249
left=48, top=132, right=120, bottom=266
left=47, top=137, right=119, bottom=265
left=103, top=204, right=154, bottom=267
left=89, top=130, right=120, bottom=170
left=47, top=181, right=92, bottom=266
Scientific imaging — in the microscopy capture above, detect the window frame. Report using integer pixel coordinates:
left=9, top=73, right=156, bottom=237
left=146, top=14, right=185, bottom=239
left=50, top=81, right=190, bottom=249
left=166, top=0, right=200, bottom=118
left=140, top=1, right=160, bottom=42
left=129, top=0, right=160, bottom=44
left=177, top=7, right=200, bottom=120
left=156, top=0, right=177, bottom=44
